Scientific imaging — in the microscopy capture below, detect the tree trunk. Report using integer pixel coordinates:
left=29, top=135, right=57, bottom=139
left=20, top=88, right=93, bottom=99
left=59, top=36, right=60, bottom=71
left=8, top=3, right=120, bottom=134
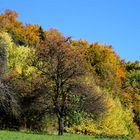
left=23, top=117, right=27, bottom=129
left=0, top=46, right=7, bottom=79
left=58, top=116, right=64, bottom=135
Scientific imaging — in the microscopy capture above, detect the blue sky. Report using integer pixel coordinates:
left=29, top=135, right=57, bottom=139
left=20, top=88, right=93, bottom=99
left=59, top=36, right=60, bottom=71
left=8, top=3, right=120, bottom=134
left=0, top=0, right=140, bottom=61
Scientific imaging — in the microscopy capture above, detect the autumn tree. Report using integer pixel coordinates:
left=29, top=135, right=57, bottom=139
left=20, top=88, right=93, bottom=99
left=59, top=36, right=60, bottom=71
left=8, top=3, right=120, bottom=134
left=29, top=29, right=88, bottom=135
left=85, top=42, right=125, bottom=90
left=0, top=32, right=20, bottom=129
left=0, top=10, right=46, bottom=47
left=0, top=31, right=47, bottom=130
left=123, top=61, right=140, bottom=130
left=0, top=9, right=22, bottom=31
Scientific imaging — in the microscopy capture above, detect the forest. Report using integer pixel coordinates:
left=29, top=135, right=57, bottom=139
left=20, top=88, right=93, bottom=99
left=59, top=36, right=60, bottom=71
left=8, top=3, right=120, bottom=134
left=0, top=9, right=140, bottom=139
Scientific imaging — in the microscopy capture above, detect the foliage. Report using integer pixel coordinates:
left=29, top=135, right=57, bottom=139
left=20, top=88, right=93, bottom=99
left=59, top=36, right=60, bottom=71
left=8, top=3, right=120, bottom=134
left=99, top=96, right=130, bottom=136
left=0, top=32, right=30, bottom=74
left=0, top=9, right=22, bottom=32
left=0, top=9, right=139, bottom=139
left=85, top=43, right=125, bottom=89
left=29, top=29, right=87, bottom=135
left=123, top=61, right=140, bottom=133
left=0, top=32, right=9, bottom=78
left=0, top=10, right=46, bottom=47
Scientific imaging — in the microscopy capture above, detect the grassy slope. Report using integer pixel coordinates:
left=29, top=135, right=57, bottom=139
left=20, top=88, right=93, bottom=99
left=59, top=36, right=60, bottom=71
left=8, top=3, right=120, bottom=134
left=0, top=130, right=119, bottom=140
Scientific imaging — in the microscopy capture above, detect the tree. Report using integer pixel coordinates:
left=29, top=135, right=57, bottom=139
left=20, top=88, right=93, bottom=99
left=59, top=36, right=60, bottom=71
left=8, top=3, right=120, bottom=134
left=0, top=36, right=7, bottom=79
left=38, top=26, right=46, bottom=41
left=85, top=42, right=125, bottom=90
left=4, top=71, right=49, bottom=131
left=123, top=61, right=140, bottom=130
left=0, top=32, right=20, bottom=128
left=30, top=29, right=86, bottom=135
left=0, top=9, right=20, bottom=31
left=0, top=10, right=46, bottom=47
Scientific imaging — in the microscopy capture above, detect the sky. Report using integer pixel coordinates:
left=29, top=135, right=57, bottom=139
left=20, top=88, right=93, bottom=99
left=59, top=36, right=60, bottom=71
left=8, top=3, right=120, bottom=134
left=0, top=0, right=140, bottom=61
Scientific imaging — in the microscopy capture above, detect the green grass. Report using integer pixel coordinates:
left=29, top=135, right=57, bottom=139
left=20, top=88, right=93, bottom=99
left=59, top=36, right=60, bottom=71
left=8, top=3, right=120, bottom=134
left=0, top=130, right=125, bottom=140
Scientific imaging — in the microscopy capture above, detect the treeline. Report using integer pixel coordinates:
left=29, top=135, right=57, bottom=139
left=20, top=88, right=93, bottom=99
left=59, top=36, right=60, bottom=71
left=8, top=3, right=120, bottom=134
left=0, top=9, right=140, bottom=139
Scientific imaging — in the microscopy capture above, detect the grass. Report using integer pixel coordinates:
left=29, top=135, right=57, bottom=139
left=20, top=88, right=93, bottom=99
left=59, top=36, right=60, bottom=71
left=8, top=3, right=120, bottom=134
left=0, top=130, right=126, bottom=140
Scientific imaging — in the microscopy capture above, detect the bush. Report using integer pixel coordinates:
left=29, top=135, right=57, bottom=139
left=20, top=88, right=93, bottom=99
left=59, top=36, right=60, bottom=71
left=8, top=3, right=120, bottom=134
left=65, top=119, right=99, bottom=136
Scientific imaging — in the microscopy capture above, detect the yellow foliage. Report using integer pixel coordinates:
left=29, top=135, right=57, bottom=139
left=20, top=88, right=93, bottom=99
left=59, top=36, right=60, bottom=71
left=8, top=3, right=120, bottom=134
left=65, top=119, right=100, bottom=135
left=15, top=66, right=22, bottom=74
left=66, top=95, right=138, bottom=138
left=116, top=66, right=126, bottom=81
left=99, top=96, right=130, bottom=136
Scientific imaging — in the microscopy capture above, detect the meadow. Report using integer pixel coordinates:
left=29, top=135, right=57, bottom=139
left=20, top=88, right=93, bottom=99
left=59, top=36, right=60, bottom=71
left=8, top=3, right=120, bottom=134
left=0, top=130, right=125, bottom=140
